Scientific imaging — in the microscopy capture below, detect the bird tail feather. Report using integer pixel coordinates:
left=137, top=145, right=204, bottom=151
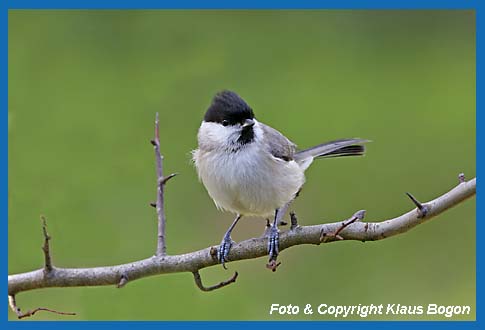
left=294, top=138, right=368, bottom=162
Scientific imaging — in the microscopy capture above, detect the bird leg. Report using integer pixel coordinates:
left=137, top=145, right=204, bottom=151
left=267, top=200, right=292, bottom=268
left=217, top=214, right=242, bottom=269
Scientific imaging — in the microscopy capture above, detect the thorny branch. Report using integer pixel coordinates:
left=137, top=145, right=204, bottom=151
left=150, top=112, right=177, bottom=257
left=7, top=115, right=476, bottom=319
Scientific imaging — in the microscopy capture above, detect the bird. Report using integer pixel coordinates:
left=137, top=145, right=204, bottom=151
left=192, top=90, right=367, bottom=268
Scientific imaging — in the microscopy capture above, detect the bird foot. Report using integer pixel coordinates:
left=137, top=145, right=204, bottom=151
left=217, top=234, right=235, bottom=269
left=267, top=224, right=279, bottom=263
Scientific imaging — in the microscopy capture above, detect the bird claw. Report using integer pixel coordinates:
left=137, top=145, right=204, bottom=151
left=217, top=235, right=234, bottom=269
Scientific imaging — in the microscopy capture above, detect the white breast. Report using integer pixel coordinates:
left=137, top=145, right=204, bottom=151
left=193, top=121, right=305, bottom=217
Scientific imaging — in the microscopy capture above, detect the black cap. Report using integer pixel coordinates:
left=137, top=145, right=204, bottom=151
left=204, top=90, right=255, bottom=125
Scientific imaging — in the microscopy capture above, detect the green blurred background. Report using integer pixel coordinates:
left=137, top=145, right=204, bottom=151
left=8, top=10, right=475, bottom=320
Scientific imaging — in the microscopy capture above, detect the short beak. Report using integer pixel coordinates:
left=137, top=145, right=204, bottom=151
left=242, top=118, right=255, bottom=128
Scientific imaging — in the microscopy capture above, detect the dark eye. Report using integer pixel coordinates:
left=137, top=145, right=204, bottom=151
left=222, top=120, right=229, bottom=126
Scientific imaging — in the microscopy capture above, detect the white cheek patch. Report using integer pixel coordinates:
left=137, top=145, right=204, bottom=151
left=198, top=121, right=241, bottom=150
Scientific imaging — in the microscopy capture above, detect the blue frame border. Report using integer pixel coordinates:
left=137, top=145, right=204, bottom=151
left=0, top=0, right=480, bottom=9
left=3, top=0, right=480, bottom=329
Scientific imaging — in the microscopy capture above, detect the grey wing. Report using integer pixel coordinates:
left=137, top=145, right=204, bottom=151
left=260, top=123, right=297, bottom=161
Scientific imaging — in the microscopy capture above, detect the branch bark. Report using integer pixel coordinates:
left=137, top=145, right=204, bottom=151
left=8, top=176, right=476, bottom=298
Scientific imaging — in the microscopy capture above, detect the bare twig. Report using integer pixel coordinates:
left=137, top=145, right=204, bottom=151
left=40, top=216, right=53, bottom=272
left=150, top=112, right=177, bottom=256
left=192, top=270, right=238, bottom=292
left=8, top=295, right=75, bottom=319
left=320, top=210, right=366, bottom=242
left=8, top=175, right=475, bottom=301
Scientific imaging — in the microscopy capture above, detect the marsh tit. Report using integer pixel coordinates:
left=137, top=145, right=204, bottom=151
left=193, top=90, right=367, bottom=268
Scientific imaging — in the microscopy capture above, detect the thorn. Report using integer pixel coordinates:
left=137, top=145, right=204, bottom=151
left=405, top=192, right=422, bottom=209
left=290, top=211, right=298, bottom=230
left=405, top=192, right=429, bottom=218
left=150, top=139, right=157, bottom=146
left=459, top=173, right=466, bottom=183
left=160, top=173, right=178, bottom=185
left=149, top=202, right=156, bottom=208
left=279, top=220, right=288, bottom=226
